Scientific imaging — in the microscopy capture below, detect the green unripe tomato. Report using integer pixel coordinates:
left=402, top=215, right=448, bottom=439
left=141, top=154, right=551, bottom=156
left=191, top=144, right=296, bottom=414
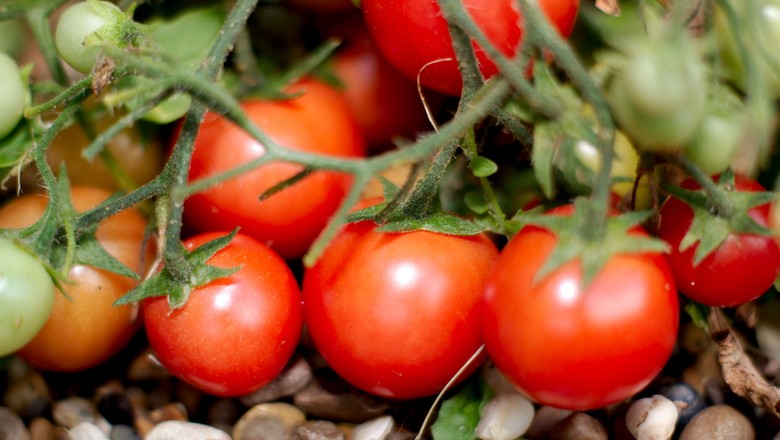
left=608, top=37, right=707, bottom=153
left=715, top=0, right=780, bottom=97
left=0, top=239, right=55, bottom=356
left=54, top=0, right=127, bottom=73
left=684, top=113, right=742, bottom=176
left=0, top=52, right=26, bottom=139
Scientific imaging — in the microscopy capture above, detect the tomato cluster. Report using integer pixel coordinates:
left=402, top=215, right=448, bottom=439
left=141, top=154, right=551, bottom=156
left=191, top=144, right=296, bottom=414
left=4, top=0, right=780, bottom=435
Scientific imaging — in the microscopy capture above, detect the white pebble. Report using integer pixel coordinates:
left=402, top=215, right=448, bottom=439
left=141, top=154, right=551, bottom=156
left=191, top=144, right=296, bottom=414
left=67, top=422, right=109, bottom=440
left=476, top=392, right=534, bottom=440
left=625, top=395, right=679, bottom=440
left=145, top=421, right=231, bottom=440
left=352, top=415, right=394, bottom=440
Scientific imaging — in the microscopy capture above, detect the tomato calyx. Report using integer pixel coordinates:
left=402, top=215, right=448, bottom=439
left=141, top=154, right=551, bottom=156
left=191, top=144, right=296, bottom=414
left=661, top=171, right=776, bottom=266
left=115, top=229, right=239, bottom=308
left=348, top=178, right=487, bottom=236
left=523, top=197, right=669, bottom=287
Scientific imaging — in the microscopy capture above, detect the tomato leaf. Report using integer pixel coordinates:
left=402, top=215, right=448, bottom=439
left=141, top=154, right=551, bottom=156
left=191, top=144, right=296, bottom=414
left=684, top=301, right=711, bottom=329
left=431, top=380, right=491, bottom=440
left=532, top=121, right=560, bottom=200
left=464, top=191, right=489, bottom=215
left=377, top=213, right=485, bottom=236
left=469, top=156, right=498, bottom=178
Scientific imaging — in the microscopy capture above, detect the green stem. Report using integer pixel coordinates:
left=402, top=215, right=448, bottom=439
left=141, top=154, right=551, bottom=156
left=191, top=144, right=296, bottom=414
left=438, top=0, right=557, bottom=117
left=679, top=156, right=735, bottom=218
left=25, top=77, right=93, bottom=117
left=461, top=128, right=507, bottom=232
left=517, top=0, right=615, bottom=239
left=25, top=7, right=69, bottom=86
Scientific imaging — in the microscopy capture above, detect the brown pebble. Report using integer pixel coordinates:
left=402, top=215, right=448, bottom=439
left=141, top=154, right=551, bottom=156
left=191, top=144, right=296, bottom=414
left=233, top=402, right=306, bottom=440
left=241, top=356, right=313, bottom=405
left=0, top=406, right=30, bottom=440
left=52, top=397, right=98, bottom=428
left=525, top=406, right=574, bottom=439
left=127, top=348, right=168, bottom=382
left=29, top=417, right=56, bottom=440
left=148, top=402, right=188, bottom=424
left=549, top=412, right=608, bottom=440
left=3, top=371, right=51, bottom=419
left=679, top=404, right=755, bottom=440
left=295, top=420, right=345, bottom=440
left=293, top=375, right=390, bottom=423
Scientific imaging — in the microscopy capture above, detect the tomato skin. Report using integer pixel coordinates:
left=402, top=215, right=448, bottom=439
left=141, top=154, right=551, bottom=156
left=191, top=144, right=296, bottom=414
left=0, top=52, right=25, bottom=139
left=657, top=175, right=780, bottom=307
left=54, top=1, right=124, bottom=73
left=0, top=239, right=55, bottom=357
left=482, top=205, right=679, bottom=410
left=143, top=232, right=303, bottom=397
left=361, top=0, right=579, bottom=96
left=303, top=221, right=498, bottom=399
left=0, top=186, right=150, bottom=371
left=323, top=13, right=441, bottom=151
left=184, top=78, right=365, bottom=260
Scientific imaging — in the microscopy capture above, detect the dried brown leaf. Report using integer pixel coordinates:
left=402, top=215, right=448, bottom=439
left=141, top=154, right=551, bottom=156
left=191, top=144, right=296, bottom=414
left=708, top=308, right=780, bottom=418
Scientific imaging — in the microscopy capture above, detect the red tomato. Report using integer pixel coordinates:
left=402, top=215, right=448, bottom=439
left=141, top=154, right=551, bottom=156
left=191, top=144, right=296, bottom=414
left=482, top=205, right=679, bottom=410
left=143, top=232, right=303, bottom=397
left=184, top=78, right=366, bottom=260
left=657, top=175, right=780, bottom=307
left=0, top=186, right=151, bottom=372
left=361, top=0, right=580, bottom=96
left=303, top=221, right=498, bottom=399
left=322, top=13, right=442, bottom=151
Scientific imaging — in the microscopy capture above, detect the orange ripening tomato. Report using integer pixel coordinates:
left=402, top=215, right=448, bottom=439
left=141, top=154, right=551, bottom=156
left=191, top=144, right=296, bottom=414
left=0, top=186, right=152, bottom=372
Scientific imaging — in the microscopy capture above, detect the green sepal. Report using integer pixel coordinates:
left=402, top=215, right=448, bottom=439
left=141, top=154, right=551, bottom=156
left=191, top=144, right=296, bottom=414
left=377, top=212, right=486, bottom=236
left=662, top=176, right=776, bottom=266
left=684, top=301, right=711, bottom=329
left=527, top=197, right=670, bottom=288
left=431, top=379, right=493, bottom=440
left=114, top=229, right=240, bottom=309
left=50, top=229, right=139, bottom=280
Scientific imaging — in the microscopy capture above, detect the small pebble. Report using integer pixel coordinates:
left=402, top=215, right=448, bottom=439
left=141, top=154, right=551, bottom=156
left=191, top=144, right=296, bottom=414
left=293, top=376, right=390, bottom=423
left=241, top=356, right=313, bottom=405
left=679, top=404, right=755, bottom=440
left=232, top=402, right=306, bottom=440
left=144, top=421, right=231, bottom=440
left=29, top=417, right=57, bottom=440
left=3, top=371, right=51, bottom=419
left=351, top=415, right=394, bottom=440
left=549, top=412, right=608, bottom=440
left=53, top=397, right=99, bottom=429
left=0, top=406, right=30, bottom=440
left=525, top=406, right=573, bottom=439
left=97, top=392, right=135, bottom=426
left=656, top=382, right=706, bottom=427
left=109, top=425, right=141, bottom=440
left=295, top=420, right=346, bottom=440
left=67, top=422, right=109, bottom=440
left=475, top=392, right=534, bottom=440
left=148, top=402, right=188, bottom=424
left=625, top=395, right=678, bottom=440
